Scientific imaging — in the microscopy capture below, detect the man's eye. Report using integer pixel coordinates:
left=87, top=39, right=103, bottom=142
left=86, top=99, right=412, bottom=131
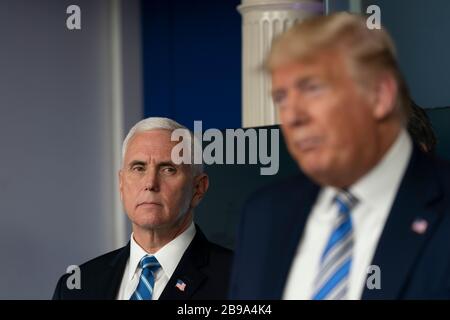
left=131, top=166, right=145, bottom=172
left=161, top=167, right=176, bottom=175
left=272, top=92, right=286, bottom=105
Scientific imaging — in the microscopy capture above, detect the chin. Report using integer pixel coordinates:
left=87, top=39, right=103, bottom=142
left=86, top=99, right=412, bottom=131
left=298, top=152, right=323, bottom=171
left=298, top=157, right=333, bottom=185
left=130, top=211, right=167, bottom=230
left=134, top=219, right=169, bottom=231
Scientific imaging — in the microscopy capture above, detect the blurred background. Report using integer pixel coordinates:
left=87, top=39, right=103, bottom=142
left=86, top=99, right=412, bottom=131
left=0, top=0, right=449, bottom=299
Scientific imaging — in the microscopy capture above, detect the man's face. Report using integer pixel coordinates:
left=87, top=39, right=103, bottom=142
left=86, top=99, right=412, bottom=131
left=119, top=130, right=195, bottom=232
left=271, top=52, right=381, bottom=187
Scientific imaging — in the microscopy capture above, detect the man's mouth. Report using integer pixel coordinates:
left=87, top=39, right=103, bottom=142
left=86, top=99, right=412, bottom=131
left=294, top=137, right=321, bottom=152
left=137, top=201, right=162, bottom=208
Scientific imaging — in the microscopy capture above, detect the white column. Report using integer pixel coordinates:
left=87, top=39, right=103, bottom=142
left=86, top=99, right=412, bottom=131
left=110, top=0, right=143, bottom=248
left=110, top=0, right=127, bottom=249
left=238, top=0, right=324, bottom=127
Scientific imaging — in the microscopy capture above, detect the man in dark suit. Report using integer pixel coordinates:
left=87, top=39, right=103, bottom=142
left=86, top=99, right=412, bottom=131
left=230, top=13, right=450, bottom=300
left=53, top=117, right=232, bottom=300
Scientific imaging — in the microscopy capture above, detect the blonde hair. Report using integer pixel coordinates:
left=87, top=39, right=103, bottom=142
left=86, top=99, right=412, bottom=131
left=265, top=12, right=411, bottom=120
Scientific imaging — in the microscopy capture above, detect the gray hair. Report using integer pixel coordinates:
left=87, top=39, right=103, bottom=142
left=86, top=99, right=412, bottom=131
left=121, top=117, right=203, bottom=176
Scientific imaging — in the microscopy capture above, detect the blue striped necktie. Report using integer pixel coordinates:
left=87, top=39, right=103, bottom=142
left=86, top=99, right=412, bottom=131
left=312, top=190, right=359, bottom=300
left=130, top=255, right=161, bottom=300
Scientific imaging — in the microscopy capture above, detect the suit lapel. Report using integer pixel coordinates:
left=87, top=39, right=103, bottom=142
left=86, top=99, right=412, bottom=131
left=101, top=243, right=130, bottom=299
left=159, top=226, right=208, bottom=300
left=270, top=175, right=321, bottom=298
left=362, top=148, right=444, bottom=299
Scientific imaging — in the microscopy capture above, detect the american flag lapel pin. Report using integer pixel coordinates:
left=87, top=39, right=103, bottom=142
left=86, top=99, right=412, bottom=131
left=411, top=218, right=428, bottom=235
left=175, top=279, right=187, bottom=292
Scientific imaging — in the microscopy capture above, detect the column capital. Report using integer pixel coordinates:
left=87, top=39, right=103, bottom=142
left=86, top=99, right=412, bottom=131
left=238, top=0, right=324, bottom=127
left=238, top=0, right=324, bottom=15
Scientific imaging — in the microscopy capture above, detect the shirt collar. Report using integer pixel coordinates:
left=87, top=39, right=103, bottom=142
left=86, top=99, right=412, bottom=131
left=128, top=222, right=196, bottom=281
left=349, top=128, right=412, bottom=208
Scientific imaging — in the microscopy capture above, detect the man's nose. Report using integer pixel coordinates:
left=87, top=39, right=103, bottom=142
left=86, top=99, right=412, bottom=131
left=143, top=169, right=159, bottom=192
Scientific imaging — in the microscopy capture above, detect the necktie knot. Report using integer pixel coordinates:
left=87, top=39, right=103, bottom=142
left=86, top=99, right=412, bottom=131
left=140, top=255, right=160, bottom=272
left=334, top=190, right=358, bottom=215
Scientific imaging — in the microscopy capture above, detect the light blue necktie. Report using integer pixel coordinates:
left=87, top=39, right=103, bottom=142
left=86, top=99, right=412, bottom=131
left=312, top=190, right=359, bottom=300
left=130, top=255, right=161, bottom=300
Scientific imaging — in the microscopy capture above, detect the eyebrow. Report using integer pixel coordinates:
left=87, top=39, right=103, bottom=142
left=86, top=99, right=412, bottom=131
left=271, top=76, right=318, bottom=96
left=295, top=76, right=317, bottom=88
left=128, top=160, right=146, bottom=169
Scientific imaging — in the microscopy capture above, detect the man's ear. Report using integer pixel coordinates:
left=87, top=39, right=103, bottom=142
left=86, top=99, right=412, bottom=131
left=372, top=72, right=398, bottom=120
left=190, top=173, right=209, bottom=209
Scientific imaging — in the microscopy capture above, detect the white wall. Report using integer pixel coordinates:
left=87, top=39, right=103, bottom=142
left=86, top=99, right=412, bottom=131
left=0, top=0, right=141, bottom=299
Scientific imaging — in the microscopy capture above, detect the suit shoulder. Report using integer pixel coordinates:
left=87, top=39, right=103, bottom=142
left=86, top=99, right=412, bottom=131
left=193, top=228, right=233, bottom=272
left=76, top=245, right=128, bottom=271
left=418, top=153, right=450, bottom=189
left=54, top=246, right=127, bottom=284
left=207, top=241, right=233, bottom=261
left=433, top=157, right=450, bottom=192
left=52, top=245, right=128, bottom=299
left=432, top=155, right=450, bottom=174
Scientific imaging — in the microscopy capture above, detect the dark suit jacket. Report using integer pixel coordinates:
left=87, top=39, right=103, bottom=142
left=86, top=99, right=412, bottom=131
left=53, top=225, right=233, bottom=300
left=230, top=146, right=450, bottom=299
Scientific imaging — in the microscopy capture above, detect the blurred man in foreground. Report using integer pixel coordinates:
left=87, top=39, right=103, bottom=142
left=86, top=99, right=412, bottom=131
left=230, top=13, right=450, bottom=299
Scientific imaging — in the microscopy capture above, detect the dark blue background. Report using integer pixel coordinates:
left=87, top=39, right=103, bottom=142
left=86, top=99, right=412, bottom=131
left=366, top=0, right=450, bottom=108
left=141, top=0, right=242, bottom=130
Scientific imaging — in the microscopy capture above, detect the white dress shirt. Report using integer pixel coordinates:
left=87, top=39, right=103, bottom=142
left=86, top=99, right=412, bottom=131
left=283, top=129, right=412, bottom=300
left=116, top=222, right=196, bottom=300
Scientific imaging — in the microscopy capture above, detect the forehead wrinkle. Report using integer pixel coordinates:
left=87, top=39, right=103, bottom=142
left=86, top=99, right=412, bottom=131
left=125, top=132, right=177, bottom=161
